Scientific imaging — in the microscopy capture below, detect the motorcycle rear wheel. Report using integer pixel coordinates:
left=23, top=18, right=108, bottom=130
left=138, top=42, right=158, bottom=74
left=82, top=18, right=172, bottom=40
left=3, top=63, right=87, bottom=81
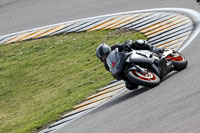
left=166, top=52, right=188, bottom=71
left=127, top=70, right=160, bottom=87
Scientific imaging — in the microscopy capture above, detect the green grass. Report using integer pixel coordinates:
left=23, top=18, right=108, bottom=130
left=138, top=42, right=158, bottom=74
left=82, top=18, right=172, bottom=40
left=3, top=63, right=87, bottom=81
left=0, top=29, right=147, bottom=133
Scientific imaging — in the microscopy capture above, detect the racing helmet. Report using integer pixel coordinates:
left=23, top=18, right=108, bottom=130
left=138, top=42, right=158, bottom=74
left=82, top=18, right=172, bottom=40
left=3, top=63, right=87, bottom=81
left=96, top=43, right=111, bottom=62
left=134, top=40, right=148, bottom=45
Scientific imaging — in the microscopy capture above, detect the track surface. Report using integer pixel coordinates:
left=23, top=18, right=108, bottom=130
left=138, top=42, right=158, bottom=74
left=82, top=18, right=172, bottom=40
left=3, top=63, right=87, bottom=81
left=1, top=0, right=200, bottom=133
left=0, top=0, right=199, bottom=36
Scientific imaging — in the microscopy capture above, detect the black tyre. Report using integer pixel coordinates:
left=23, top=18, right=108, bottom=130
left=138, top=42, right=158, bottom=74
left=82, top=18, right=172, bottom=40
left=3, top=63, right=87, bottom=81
left=127, top=70, right=160, bottom=87
left=166, top=52, right=188, bottom=71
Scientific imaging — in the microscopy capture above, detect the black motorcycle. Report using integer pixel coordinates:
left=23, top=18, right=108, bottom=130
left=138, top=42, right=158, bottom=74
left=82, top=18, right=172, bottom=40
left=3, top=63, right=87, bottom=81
left=106, top=48, right=188, bottom=87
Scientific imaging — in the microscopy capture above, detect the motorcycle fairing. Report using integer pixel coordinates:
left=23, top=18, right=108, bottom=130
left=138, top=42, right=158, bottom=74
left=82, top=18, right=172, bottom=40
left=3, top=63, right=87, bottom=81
left=106, top=48, right=130, bottom=79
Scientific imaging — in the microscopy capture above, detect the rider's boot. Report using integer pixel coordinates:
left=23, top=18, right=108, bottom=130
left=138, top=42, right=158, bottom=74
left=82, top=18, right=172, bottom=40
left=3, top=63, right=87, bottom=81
left=151, top=58, right=173, bottom=79
left=159, top=58, right=174, bottom=79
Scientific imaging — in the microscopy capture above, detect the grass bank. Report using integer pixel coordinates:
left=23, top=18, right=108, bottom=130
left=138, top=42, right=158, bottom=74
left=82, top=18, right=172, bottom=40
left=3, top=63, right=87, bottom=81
left=0, top=29, right=147, bottom=133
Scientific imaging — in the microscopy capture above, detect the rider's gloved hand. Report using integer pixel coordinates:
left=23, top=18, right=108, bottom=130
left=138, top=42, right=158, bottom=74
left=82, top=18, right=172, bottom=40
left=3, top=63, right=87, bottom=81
left=123, top=40, right=133, bottom=51
left=124, top=40, right=133, bottom=45
left=124, top=40, right=133, bottom=47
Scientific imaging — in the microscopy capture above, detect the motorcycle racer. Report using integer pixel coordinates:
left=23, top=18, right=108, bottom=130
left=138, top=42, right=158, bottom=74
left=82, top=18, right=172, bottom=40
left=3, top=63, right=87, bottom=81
left=96, top=40, right=166, bottom=90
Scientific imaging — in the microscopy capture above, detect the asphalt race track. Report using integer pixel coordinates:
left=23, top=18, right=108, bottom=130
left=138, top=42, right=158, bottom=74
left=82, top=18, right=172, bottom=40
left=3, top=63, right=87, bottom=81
left=0, top=0, right=199, bottom=36
left=1, top=0, right=200, bottom=133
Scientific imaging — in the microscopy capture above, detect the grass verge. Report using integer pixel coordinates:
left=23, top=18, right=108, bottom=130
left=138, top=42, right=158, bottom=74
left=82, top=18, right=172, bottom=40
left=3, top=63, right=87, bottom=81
left=0, top=29, right=147, bottom=133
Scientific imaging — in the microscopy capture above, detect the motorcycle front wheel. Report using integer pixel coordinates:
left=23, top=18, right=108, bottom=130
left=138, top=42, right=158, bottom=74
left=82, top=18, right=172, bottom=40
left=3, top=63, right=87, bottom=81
left=127, top=70, right=160, bottom=87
